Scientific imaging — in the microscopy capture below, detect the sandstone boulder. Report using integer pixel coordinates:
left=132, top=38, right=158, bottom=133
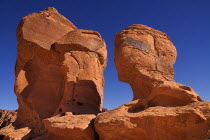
left=15, top=7, right=107, bottom=134
left=95, top=100, right=210, bottom=140
left=33, top=113, right=96, bottom=140
left=114, top=24, right=201, bottom=106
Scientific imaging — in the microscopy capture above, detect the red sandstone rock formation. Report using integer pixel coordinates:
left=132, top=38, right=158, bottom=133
left=14, top=7, right=107, bottom=136
left=1, top=9, right=209, bottom=140
left=94, top=24, right=210, bottom=140
left=114, top=24, right=201, bottom=106
left=95, top=100, right=210, bottom=140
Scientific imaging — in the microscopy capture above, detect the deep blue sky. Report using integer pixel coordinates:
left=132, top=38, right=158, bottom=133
left=0, top=0, right=209, bottom=110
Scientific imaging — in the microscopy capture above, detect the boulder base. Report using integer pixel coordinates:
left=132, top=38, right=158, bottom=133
left=95, top=100, right=210, bottom=140
left=33, top=113, right=96, bottom=140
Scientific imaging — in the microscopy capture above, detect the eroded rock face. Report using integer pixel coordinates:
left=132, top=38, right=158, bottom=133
left=14, top=7, right=107, bottom=134
left=53, top=29, right=107, bottom=115
left=0, top=127, right=31, bottom=140
left=0, top=110, right=31, bottom=140
left=95, top=100, right=210, bottom=140
left=0, top=110, right=16, bottom=129
left=114, top=24, right=201, bottom=106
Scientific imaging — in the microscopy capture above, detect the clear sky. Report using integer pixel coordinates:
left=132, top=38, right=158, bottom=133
left=0, top=0, right=209, bottom=110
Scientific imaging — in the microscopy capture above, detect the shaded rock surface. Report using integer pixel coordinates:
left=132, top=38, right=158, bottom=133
left=53, top=29, right=107, bottom=116
left=14, top=7, right=107, bottom=136
left=95, top=100, right=210, bottom=140
left=114, top=24, right=201, bottom=106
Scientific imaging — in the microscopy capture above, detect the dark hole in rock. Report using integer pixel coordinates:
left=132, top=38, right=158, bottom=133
left=0, top=135, right=5, bottom=140
left=77, top=102, right=83, bottom=106
left=159, top=51, right=166, bottom=56
left=179, top=85, right=191, bottom=91
left=72, top=99, right=76, bottom=101
left=59, top=108, right=62, bottom=113
left=60, top=112, right=66, bottom=117
left=148, top=102, right=156, bottom=107
left=51, top=43, right=55, bottom=50
left=128, top=105, right=145, bottom=113
left=71, top=112, right=83, bottom=115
